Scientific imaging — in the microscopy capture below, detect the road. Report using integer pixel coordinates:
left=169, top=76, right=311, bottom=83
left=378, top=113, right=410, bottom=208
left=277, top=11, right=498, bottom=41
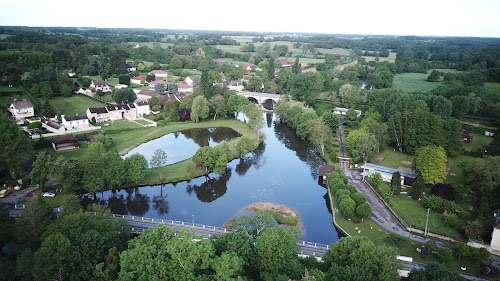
left=0, top=187, right=36, bottom=206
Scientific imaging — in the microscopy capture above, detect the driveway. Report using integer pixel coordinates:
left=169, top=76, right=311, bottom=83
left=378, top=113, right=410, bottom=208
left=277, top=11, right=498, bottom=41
left=0, top=187, right=36, bottom=206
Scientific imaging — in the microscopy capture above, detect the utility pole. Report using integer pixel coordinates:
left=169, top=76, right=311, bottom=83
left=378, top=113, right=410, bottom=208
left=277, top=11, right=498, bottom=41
left=424, top=208, right=430, bottom=236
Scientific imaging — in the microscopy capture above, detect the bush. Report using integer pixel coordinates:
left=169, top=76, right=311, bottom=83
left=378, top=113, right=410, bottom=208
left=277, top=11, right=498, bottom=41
left=351, top=192, right=366, bottom=206
left=422, top=196, right=459, bottom=213
left=330, top=182, right=345, bottom=194
left=27, top=121, right=42, bottom=129
left=346, top=185, right=357, bottom=194
left=384, top=234, right=404, bottom=246
left=339, top=198, right=356, bottom=219
left=444, top=213, right=459, bottom=227
left=336, top=189, right=351, bottom=203
left=356, top=202, right=372, bottom=220
left=430, top=183, right=456, bottom=201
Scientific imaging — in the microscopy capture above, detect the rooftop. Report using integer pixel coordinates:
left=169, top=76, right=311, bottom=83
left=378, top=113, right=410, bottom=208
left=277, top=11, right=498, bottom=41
left=361, top=163, right=418, bottom=179
left=13, top=100, right=34, bottom=109
left=64, top=115, right=89, bottom=121
left=52, top=136, right=78, bottom=144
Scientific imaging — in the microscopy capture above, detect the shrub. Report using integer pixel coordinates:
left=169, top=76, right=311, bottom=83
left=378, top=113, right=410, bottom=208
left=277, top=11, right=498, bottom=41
left=330, top=182, right=345, bottom=194
left=368, top=173, right=383, bottom=189
left=422, top=196, right=459, bottom=213
left=384, top=234, right=404, bottom=246
left=444, top=213, right=459, bottom=228
left=356, top=202, right=372, bottom=220
left=27, top=121, right=42, bottom=129
left=346, top=185, right=357, bottom=194
left=351, top=192, right=366, bottom=206
left=430, top=183, right=456, bottom=201
left=336, top=189, right=351, bottom=203
left=339, top=198, right=356, bottom=219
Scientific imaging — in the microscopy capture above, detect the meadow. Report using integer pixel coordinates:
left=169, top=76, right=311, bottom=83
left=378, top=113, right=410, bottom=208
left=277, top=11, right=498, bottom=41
left=49, top=95, right=106, bottom=115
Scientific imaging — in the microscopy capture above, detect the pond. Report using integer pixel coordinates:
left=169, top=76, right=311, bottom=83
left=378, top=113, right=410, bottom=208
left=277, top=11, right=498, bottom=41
left=84, top=113, right=339, bottom=245
left=122, top=127, right=241, bottom=165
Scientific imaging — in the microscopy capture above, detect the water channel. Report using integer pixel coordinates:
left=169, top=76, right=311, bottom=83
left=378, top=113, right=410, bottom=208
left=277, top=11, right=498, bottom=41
left=83, top=113, right=340, bottom=244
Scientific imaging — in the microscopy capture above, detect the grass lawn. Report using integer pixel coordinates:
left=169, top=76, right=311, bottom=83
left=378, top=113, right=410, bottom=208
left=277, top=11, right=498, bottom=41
left=445, top=154, right=481, bottom=185
left=377, top=147, right=414, bottom=169
left=49, top=95, right=106, bottom=115
left=392, top=72, right=442, bottom=92
left=101, top=119, right=145, bottom=131
left=33, top=187, right=75, bottom=209
left=0, top=34, right=10, bottom=39
left=362, top=52, right=397, bottom=63
left=134, top=119, right=152, bottom=126
left=485, top=82, right=500, bottom=96
left=463, top=132, right=493, bottom=152
left=386, top=194, right=465, bottom=240
left=316, top=47, right=351, bottom=56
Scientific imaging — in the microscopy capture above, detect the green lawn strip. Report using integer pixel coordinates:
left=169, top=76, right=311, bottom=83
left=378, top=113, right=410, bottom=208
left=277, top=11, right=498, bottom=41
left=485, top=82, right=500, bottom=96
left=377, top=147, right=414, bottom=169
left=101, top=119, right=145, bottom=131
left=49, top=95, right=106, bottom=116
left=33, top=188, right=75, bottom=209
left=385, top=195, right=465, bottom=240
left=134, top=119, right=152, bottom=126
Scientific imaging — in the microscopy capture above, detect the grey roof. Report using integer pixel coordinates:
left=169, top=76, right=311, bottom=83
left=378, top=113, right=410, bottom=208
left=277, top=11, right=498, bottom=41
left=135, top=100, right=149, bottom=106
left=88, top=107, right=108, bottom=114
left=128, top=103, right=136, bottom=109
left=106, top=104, right=130, bottom=111
left=360, top=163, right=418, bottom=179
left=64, top=115, right=89, bottom=121
left=93, top=80, right=108, bottom=87
left=46, top=120, right=62, bottom=129
left=13, top=100, right=34, bottom=109
left=126, top=63, right=136, bottom=68
left=138, top=89, right=157, bottom=96
left=52, top=136, right=78, bottom=144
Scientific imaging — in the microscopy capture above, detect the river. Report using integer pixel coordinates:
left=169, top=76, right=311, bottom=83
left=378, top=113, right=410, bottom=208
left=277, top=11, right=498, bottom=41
left=83, top=113, right=340, bottom=244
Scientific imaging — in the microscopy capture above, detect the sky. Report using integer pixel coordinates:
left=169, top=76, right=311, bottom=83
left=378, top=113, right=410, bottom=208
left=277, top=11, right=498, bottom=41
left=0, top=0, right=499, bottom=37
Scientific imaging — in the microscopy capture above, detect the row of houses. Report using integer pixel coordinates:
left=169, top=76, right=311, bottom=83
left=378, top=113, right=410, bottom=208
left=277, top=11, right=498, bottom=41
left=136, top=90, right=187, bottom=103
left=86, top=101, right=150, bottom=123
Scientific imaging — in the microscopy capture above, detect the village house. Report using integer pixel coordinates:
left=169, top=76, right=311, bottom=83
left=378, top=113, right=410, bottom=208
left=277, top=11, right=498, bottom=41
left=275, top=59, right=294, bottom=67
left=360, top=163, right=417, bottom=187
left=228, top=82, right=244, bottom=92
left=131, top=76, right=147, bottom=85
left=62, top=115, right=90, bottom=130
left=43, top=119, right=65, bottom=134
left=485, top=131, right=496, bottom=137
left=148, top=80, right=169, bottom=87
left=241, top=75, right=252, bottom=84
left=247, top=64, right=262, bottom=71
left=63, top=69, right=76, bottom=77
left=148, top=70, right=168, bottom=80
left=136, top=89, right=157, bottom=101
left=333, top=107, right=362, bottom=118
left=136, top=89, right=186, bottom=103
left=52, top=136, right=79, bottom=151
left=177, top=83, right=193, bottom=93
left=135, top=100, right=151, bottom=117
left=86, top=107, right=109, bottom=123
left=9, top=100, right=34, bottom=121
left=90, top=80, right=110, bottom=92
left=115, top=84, right=128, bottom=89
left=185, top=75, right=196, bottom=86
left=126, top=63, right=136, bottom=72
left=106, top=104, right=136, bottom=120
left=86, top=101, right=151, bottom=123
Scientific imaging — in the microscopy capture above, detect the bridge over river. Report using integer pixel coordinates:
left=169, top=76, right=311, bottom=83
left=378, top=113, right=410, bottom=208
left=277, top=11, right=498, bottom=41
left=237, top=91, right=283, bottom=107
left=112, top=214, right=329, bottom=258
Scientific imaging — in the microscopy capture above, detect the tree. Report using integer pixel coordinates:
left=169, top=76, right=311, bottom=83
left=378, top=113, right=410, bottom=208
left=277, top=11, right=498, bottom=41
left=255, top=226, right=301, bottom=280
left=411, top=176, right=425, bottom=200
left=352, top=134, right=379, bottom=163
left=414, top=146, right=447, bottom=185
left=154, top=83, right=166, bottom=94
left=192, top=146, right=228, bottom=175
left=437, top=248, right=453, bottom=264
left=339, top=198, right=356, bottom=219
left=213, top=252, right=244, bottom=281
left=338, top=84, right=363, bottom=108
left=168, top=83, right=179, bottom=94
left=15, top=197, right=54, bottom=250
left=125, top=153, right=148, bottom=184
left=326, top=264, right=373, bottom=281
left=292, top=57, right=301, bottom=74
left=247, top=77, right=262, bottom=92
left=235, top=137, right=255, bottom=157
left=453, top=243, right=470, bottom=260
left=149, top=95, right=161, bottom=111
left=209, top=94, right=227, bottom=121
left=112, top=88, right=137, bottom=104
left=367, top=172, right=383, bottom=191
left=288, top=72, right=323, bottom=106
left=40, top=81, right=53, bottom=98
left=150, top=149, right=167, bottom=183
left=351, top=192, right=366, bottom=206
left=200, top=68, right=210, bottom=97
left=41, top=99, right=55, bottom=117
left=391, top=171, right=401, bottom=195
left=345, top=129, right=369, bottom=156
left=267, top=57, right=275, bottom=80
left=118, top=74, right=131, bottom=85
left=427, top=70, right=440, bottom=82
left=356, top=202, right=372, bottom=221
left=119, top=227, right=214, bottom=281
left=406, top=262, right=464, bottom=281
left=345, top=108, right=359, bottom=127
left=463, top=156, right=500, bottom=217
left=235, top=210, right=276, bottom=238
left=190, top=96, right=210, bottom=122
left=322, top=111, right=339, bottom=132
left=34, top=233, right=72, bottom=281
left=323, top=236, right=402, bottom=281
left=30, top=152, right=53, bottom=189
left=61, top=84, right=74, bottom=97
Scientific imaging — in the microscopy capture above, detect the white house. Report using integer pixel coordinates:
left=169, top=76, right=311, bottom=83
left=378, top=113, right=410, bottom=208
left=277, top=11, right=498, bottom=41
left=148, top=70, right=168, bottom=80
left=491, top=215, right=500, bottom=253
left=177, top=83, right=193, bottom=93
left=90, top=80, right=110, bottom=92
left=333, top=107, right=362, bottom=118
left=185, top=75, right=196, bottom=86
left=136, top=89, right=158, bottom=101
left=246, top=64, right=262, bottom=71
left=86, top=102, right=150, bottom=122
left=62, top=115, right=90, bottom=130
left=149, top=80, right=169, bottom=88
left=86, top=107, right=110, bottom=123
left=115, top=84, right=128, bottom=89
left=276, top=59, right=294, bottom=67
left=131, top=76, right=147, bottom=85
left=63, top=69, right=76, bottom=77
left=485, top=131, right=496, bottom=137
left=44, top=120, right=65, bottom=134
left=9, top=100, right=34, bottom=120
left=135, top=100, right=150, bottom=117
left=360, top=163, right=417, bottom=187
left=228, top=82, right=244, bottom=92
left=126, top=63, right=136, bottom=72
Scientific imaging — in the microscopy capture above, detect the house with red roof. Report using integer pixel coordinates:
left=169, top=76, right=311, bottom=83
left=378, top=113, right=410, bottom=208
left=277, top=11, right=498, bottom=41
left=185, top=75, right=197, bottom=86
left=177, top=83, right=193, bottom=93
left=149, top=80, right=169, bottom=87
left=276, top=59, right=294, bottom=67
left=131, top=76, right=147, bottom=85
left=148, top=70, right=168, bottom=80
left=246, top=64, right=262, bottom=71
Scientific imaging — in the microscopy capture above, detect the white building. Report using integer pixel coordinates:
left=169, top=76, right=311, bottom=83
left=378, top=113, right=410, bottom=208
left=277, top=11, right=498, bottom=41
left=148, top=70, right=168, bottom=80
left=485, top=131, right=496, bottom=137
left=185, top=75, right=195, bottom=86
left=333, top=107, right=362, bottom=118
left=131, top=76, right=147, bottom=85
left=135, top=100, right=151, bottom=117
left=228, top=82, right=244, bottom=92
left=177, top=83, right=193, bottom=93
left=90, top=80, right=110, bottom=92
left=491, top=215, right=500, bottom=253
left=86, top=101, right=151, bottom=122
left=360, top=163, right=418, bottom=187
left=9, top=100, right=34, bottom=120
left=62, top=115, right=90, bottom=130
left=115, top=84, right=128, bottom=89
left=126, top=63, right=136, bottom=72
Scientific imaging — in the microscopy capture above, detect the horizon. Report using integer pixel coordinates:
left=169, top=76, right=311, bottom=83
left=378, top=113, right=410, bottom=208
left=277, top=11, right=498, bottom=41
left=1, top=0, right=499, bottom=38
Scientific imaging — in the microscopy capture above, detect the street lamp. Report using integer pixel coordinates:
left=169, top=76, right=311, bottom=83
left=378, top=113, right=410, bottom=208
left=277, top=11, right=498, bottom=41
left=192, top=214, right=194, bottom=224
left=424, top=208, right=430, bottom=236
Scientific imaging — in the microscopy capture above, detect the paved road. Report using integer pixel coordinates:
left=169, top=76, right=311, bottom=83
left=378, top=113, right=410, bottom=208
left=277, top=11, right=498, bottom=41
left=0, top=187, right=36, bottom=206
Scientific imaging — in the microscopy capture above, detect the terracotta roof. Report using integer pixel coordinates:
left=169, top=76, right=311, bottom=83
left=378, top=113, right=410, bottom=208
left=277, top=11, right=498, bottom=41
left=137, top=89, right=157, bottom=96
left=88, top=107, right=108, bottom=114
left=13, top=100, right=33, bottom=109
left=64, top=115, right=88, bottom=121
left=149, top=70, right=168, bottom=75
left=159, top=94, right=177, bottom=102
left=132, top=76, right=147, bottom=80
left=149, top=80, right=169, bottom=86
left=177, top=83, right=192, bottom=89
left=52, top=136, right=78, bottom=144
left=242, top=75, right=252, bottom=80
left=276, top=59, right=294, bottom=66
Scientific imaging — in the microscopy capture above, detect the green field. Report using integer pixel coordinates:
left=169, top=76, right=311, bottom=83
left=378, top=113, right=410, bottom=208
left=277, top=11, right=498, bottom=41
left=392, top=72, right=442, bottom=92
left=485, top=82, right=500, bottom=96
left=376, top=147, right=414, bottom=169
left=362, top=52, right=397, bottom=63
left=0, top=34, right=9, bottom=39
left=49, top=95, right=106, bottom=115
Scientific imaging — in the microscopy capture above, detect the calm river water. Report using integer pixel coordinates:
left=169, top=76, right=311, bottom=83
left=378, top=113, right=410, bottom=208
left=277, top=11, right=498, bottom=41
left=84, top=113, right=339, bottom=244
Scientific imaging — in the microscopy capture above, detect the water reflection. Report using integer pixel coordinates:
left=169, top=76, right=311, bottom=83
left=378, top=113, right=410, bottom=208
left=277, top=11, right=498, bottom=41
left=152, top=195, right=169, bottom=216
left=235, top=142, right=266, bottom=176
left=123, top=127, right=241, bottom=165
left=186, top=168, right=232, bottom=203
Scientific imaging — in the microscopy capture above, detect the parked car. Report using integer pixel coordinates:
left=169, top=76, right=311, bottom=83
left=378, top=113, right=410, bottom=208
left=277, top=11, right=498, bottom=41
left=0, top=189, right=9, bottom=198
left=42, top=192, right=56, bottom=198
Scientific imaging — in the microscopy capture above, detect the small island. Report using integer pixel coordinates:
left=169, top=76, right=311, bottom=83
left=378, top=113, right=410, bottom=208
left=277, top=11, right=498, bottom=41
left=222, top=202, right=301, bottom=229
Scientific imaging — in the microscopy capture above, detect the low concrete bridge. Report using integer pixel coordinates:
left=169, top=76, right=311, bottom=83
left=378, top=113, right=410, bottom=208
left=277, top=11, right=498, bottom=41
left=237, top=91, right=283, bottom=107
left=112, top=214, right=329, bottom=258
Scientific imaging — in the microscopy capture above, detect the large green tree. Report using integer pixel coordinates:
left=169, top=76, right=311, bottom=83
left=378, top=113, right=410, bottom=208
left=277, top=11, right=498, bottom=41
left=413, top=146, right=447, bottom=185
left=15, top=197, right=54, bottom=250
left=406, top=262, right=464, bottom=281
left=463, top=156, right=500, bottom=216
left=30, top=152, right=53, bottom=190
left=288, top=72, right=323, bottom=106
left=112, top=88, right=136, bottom=104
left=125, top=153, right=148, bottom=184
left=150, top=149, right=168, bottom=183
left=190, top=96, right=210, bottom=122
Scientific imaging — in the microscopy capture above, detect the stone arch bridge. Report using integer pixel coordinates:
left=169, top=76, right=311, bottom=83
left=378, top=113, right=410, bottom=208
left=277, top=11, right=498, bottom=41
left=237, top=91, right=283, bottom=107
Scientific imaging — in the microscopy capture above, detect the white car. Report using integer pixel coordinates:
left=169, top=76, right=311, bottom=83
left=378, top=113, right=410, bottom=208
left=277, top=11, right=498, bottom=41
left=42, top=192, right=56, bottom=198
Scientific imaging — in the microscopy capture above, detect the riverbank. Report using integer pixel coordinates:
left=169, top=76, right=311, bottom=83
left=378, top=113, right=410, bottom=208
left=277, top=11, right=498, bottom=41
left=222, top=202, right=301, bottom=229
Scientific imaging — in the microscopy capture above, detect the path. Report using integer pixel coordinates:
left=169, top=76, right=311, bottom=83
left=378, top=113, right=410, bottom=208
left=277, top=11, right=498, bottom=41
left=460, top=121, right=499, bottom=130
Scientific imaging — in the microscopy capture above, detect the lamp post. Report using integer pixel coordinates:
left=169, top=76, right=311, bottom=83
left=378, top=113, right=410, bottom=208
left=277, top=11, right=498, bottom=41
left=192, top=214, right=194, bottom=224
left=424, top=208, right=430, bottom=236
